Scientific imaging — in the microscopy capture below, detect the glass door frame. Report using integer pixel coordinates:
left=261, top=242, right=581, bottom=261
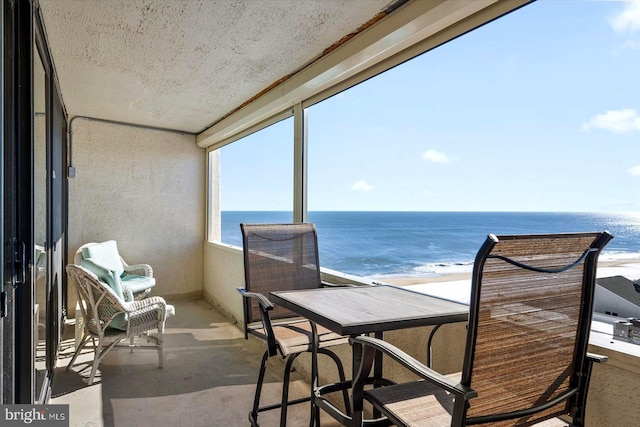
left=33, top=9, right=49, bottom=403
left=31, top=1, right=67, bottom=403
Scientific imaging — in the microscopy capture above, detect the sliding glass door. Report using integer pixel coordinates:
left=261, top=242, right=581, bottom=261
left=33, top=5, right=67, bottom=403
left=2, top=0, right=67, bottom=404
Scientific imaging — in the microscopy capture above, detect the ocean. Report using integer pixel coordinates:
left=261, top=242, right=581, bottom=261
left=221, top=211, right=640, bottom=279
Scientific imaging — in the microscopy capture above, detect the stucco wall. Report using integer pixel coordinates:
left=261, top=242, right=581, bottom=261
left=68, top=119, right=204, bottom=311
left=587, top=343, right=640, bottom=426
left=203, top=242, right=245, bottom=323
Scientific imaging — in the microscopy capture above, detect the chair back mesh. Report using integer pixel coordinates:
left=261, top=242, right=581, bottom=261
left=241, top=223, right=322, bottom=323
left=463, top=233, right=609, bottom=426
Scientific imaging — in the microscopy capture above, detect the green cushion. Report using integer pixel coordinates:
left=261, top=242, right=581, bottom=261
left=80, top=259, right=124, bottom=300
left=80, top=259, right=128, bottom=330
left=121, top=275, right=156, bottom=294
left=82, top=241, right=125, bottom=278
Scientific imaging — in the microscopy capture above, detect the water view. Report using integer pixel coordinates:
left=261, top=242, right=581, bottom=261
left=221, top=211, right=640, bottom=279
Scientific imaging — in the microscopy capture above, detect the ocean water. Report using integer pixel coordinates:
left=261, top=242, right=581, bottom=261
left=221, top=211, right=640, bottom=279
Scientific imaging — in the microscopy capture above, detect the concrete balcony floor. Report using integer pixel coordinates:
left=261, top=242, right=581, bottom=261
left=51, top=299, right=344, bottom=427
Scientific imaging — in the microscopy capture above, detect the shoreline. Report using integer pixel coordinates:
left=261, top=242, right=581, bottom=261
left=381, top=258, right=640, bottom=287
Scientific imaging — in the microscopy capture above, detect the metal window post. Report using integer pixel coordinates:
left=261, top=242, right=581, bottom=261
left=293, top=103, right=307, bottom=223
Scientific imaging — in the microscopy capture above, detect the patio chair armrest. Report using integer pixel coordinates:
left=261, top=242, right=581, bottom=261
left=237, top=288, right=274, bottom=311
left=123, top=263, right=153, bottom=277
left=321, top=280, right=358, bottom=288
left=586, top=352, right=608, bottom=363
left=350, top=335, right=477, bottom=399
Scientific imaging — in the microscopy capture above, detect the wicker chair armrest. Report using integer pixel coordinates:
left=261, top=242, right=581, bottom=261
left=123, top=296, right=167, bottom=321
left=124, top=295, right=166, bottom=311
left=127, top=303, right=165, bottom=321
left=237, top=288, right=274, bottom=311
left=586, top=352, right=608, bottom=363
left=125, top=295, right=166, bottom=309
left=123, top=263, right=153, bottom=277
left=351, top=335, right=477, bottom=399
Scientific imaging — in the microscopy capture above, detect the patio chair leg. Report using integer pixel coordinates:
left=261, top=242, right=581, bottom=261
left=249, top=350, right=270, bottom=426
left=309, top=343, right=319, bottom=427
left=280, top=353, right=300, bottom=427
left=319, top=348, right=351, bottom=416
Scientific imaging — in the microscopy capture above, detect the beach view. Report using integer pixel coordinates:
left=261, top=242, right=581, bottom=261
left=222, top=211, right=640, bottom=290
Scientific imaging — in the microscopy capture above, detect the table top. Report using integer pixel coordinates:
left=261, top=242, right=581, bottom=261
left=270, top=284, right=469, bottom=336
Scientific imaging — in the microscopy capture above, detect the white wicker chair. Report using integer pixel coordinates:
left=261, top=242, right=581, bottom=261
left=66, top=264, right=173, bottom=385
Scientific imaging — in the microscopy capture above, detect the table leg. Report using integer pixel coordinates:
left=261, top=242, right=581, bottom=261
left=351, top=332, right=383, bottom=422
left=351, top=337, right=364, bottom=426
left=373, top=332, right=383, bottom=385
left=310, top=322, right=320, bottom=427
left=372, top=332, right=383, bottom=419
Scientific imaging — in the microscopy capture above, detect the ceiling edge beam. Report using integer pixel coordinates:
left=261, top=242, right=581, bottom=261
left=197, top=0, right=517, bottom=149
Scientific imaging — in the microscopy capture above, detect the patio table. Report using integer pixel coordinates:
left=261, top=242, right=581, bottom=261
left=270, top=284, right=469, bottom=426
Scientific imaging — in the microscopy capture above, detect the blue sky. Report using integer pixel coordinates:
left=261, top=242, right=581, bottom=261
left=220, top=0, right=640, bottom=213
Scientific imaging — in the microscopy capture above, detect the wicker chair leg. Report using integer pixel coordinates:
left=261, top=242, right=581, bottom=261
left=67, top=334, right=90, bottom=372
left=158, top=322, right=165, bottom=369
left=88, top=337, right=104, bottom=385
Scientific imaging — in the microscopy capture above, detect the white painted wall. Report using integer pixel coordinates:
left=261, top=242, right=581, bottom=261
left=67, top=119, right=205, bottom=311
left=203, top=242, right=245, bottom=324
left=595, top=286, right=640, bottom=318
left=588, top=342, right=640, bottom=426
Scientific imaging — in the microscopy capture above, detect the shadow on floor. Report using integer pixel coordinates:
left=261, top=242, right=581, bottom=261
left=51, top=299, right=344, bottom=427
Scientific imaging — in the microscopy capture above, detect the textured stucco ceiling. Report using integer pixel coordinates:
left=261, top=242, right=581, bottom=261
left=38, top=0, right=394, bottom=133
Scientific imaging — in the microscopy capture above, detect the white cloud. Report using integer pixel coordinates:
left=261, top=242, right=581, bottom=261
left=422, top=149, right=450, bottom=163
left=351, top=180, right=374, bottom=192
left=611, top=38, right=640, bottom=56
left=620, top=39, right=640, bottom=50
left=628, top=164, right=640, bottom=176
left=610, top=0, right=640, bottom=33
left=582, top=109, right=640, bottom=133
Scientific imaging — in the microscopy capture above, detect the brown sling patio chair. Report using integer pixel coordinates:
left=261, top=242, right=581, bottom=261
left=237, top=223, right=350, bottom=426
left=350, top=231, right=612, bottom=427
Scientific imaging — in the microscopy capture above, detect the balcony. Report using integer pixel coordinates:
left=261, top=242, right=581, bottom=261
left=50, top=244, right=640, bottom=426
left=16, top=1, right=638, bottom=423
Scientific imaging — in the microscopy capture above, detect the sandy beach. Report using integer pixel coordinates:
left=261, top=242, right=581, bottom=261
left=382, top=258, right=640, bottom=287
